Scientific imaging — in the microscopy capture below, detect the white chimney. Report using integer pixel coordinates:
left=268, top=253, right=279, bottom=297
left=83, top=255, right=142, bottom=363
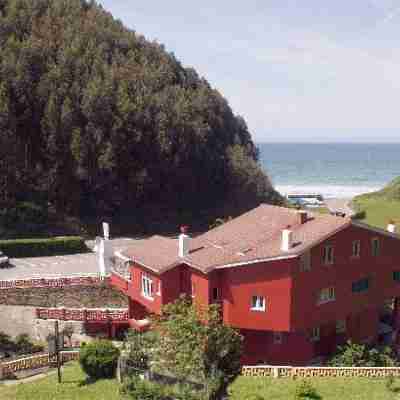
left=103, top=222, right=110, bottom=240
left=281, top=229, right=293, bottom=252
left=179, top=226, right=190, bottom=258
left=388, top=223, right=396, bottom=233
left=97, top=237, right=113, bottom=278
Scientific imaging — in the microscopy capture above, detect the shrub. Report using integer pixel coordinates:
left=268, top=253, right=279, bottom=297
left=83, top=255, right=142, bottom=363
left=351, top=210, right=366, bottom=220
left=328, top=340, right=397, bottom=367
left=0, top=236, right=87, bottom=258
left=294, top=380, right=321, bottom=400
left=120, top=376, right=166, bottom=400
left=79, top=340, right=120, bottom=379
left=0, top=332, right=14, bottom=353
left=14, top=334, right=44, bottom=355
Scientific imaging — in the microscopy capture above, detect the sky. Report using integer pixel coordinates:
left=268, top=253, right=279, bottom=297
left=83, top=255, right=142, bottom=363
left=98, top=0, right=400, bottom=143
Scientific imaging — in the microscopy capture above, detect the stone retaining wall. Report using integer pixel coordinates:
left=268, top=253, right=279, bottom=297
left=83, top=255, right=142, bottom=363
left=0, top=351, right=79, bottom=379
left=0, top=284, right=127, bottom=308
left=242, top=365, right=400, bottom=379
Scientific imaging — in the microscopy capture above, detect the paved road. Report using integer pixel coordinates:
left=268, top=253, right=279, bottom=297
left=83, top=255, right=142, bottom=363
left=325, top=198, right=355, bottom=217
left=0, top=238, right=140, bottom=281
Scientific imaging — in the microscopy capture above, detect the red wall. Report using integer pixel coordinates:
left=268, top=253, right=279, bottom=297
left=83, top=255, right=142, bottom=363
left=220, top=259, right=294, bottom=331
left=240, top=329, right=314, bottom=365
left=291, top=225, right=400, bottom=332
left=127, top=262, right=162, bottom=315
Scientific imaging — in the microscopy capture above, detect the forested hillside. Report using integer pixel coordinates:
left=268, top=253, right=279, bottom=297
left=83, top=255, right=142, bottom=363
left=0, top=0, right=281, bottom=235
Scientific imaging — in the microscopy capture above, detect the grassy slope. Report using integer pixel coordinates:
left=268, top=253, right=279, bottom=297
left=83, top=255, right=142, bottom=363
left=352, top=177, right=400, bottom=229
left=0, top=363, right=120, bottom=400
left=228, top=376, right=398, bottom=400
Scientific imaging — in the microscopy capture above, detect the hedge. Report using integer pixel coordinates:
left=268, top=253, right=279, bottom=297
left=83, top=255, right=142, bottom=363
left=0, top=236, right=88, bottom=258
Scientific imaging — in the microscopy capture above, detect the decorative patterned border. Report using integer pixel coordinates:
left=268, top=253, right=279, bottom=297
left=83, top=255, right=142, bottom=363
left=0, top=351, right=79, bottom=379
left=36, top=307, right=129, bottom=322
left=242, top=365, right=400, bottom=378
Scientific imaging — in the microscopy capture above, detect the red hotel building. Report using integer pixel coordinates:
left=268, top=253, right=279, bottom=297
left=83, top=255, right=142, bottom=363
left=110, top=204, right=400, bottom=365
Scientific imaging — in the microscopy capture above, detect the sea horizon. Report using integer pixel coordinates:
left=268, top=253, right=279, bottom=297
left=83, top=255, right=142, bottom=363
left=257, top=142, right=400, bottom=199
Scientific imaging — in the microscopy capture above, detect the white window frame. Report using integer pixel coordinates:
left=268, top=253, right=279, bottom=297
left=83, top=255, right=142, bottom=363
left=156, top=280, right=161, bottom=296
left=191, top=282, right=196, bottom=298
left=352, top=240, right=361, bottom=258
left=273, top=332, right=283, bottom=345
left=141, top=274, right=154, bottom=300
left=323, top=245, right=334, bottom=265
left=336, top=319, right=346, bottom=334
left=310, top=326, right=320, bottom=342
left=300, top=251, right=311, bottom=272
left=251, top=295, right=266, bottom=312
left=318, top=287, right=335, bottom=305
left=372, top=238, right=380, bottom=257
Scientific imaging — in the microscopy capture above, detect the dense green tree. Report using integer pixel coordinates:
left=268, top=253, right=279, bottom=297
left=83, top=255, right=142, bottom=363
left=152, top=296, right=243, bottom=398
left=0, top=0, right=280, bottom=231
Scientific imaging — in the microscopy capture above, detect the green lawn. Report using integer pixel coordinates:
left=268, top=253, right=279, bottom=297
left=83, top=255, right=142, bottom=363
left=228, top=376, right=400, bottom=400
left=0, top=362, right=120, bottom=400
left=352, top=197, right=400, bottom=229
left=2, top=363, right=400, bottom=400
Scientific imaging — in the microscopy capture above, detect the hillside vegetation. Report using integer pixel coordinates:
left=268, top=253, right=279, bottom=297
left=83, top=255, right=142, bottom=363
left=352, top=177, right=400, bottom=229
left=0, top=0, right=281, bottom=237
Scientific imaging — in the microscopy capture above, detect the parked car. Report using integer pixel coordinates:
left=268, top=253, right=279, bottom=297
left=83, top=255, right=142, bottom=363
left=0, top=251, right=9, bottom=268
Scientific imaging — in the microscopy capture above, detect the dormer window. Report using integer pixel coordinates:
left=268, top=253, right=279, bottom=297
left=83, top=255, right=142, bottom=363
left=323, top=245, right=334, bottom=265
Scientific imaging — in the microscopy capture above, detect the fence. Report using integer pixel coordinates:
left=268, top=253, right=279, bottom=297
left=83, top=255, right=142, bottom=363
left=36, top=307, right=129, bottom=322
left=0, top=351, right=79, bottom=379
left=242, top=365, right=400, bottom=379
left=0, top=275, right=106, bottom=290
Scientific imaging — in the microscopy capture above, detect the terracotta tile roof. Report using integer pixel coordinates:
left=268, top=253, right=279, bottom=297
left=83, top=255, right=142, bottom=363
left=121, top=204, right=351, bottom=274
left=122, top=235, right=180, bottom=273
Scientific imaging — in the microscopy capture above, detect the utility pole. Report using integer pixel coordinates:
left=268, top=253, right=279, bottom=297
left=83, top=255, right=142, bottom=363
left=55, top=320, right=62, bottom=383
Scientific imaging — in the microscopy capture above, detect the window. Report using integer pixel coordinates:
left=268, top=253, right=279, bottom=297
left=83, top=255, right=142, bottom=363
left=273, top=332, right=283, bottom=344
left=352, top=240, right=361, bottom=258
left=336, top=319, right=346, bottom=334
left=310, top=327, right=320, bottom=342
left=251, top=296, right=266, bottom=311
left=212, top=287, right=221, bottom=301
left=323, top=245, right=334, bottom=265
left=372, top=238, right=380, bottom=257
left=393, top=271, right=400, bottom=282
left=191, top=282, right=196, bottom=297
left=352, top=278, right=369, bottom=293
left=141, top=274, right=153, bottom=299
left=300, top=251, right=311, bottom=272
left=318, top=287, right=335, bottom=304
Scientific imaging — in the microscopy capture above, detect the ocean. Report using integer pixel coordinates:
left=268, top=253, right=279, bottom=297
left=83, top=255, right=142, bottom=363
left=258, top=143, right=400, bottom=199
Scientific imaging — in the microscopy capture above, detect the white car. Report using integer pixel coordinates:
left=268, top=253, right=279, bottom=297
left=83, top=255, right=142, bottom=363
left=0, top=251, right=9, bottom=268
